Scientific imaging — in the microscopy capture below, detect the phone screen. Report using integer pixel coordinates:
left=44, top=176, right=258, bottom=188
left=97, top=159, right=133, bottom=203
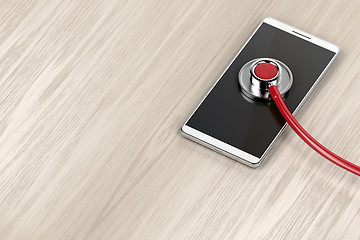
left=184, top=22, right=336, bottom=158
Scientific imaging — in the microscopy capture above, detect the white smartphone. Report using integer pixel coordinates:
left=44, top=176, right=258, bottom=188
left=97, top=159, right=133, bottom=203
left=181, top=18, right=339, bottom=167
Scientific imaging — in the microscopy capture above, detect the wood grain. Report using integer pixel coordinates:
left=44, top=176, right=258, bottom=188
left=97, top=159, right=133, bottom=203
left=0, top=0, right=359, bottom=239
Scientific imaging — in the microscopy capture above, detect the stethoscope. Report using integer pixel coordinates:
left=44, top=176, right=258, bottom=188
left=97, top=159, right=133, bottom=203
left=238, top=58, right=360, bottom=176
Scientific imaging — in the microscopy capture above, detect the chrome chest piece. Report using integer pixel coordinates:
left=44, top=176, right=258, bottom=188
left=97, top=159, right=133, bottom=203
left=238, top=58, right=293, bottom=101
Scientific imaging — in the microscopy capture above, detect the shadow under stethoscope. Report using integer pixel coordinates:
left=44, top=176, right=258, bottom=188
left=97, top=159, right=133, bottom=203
left=240, top=91, right=286, bottom=127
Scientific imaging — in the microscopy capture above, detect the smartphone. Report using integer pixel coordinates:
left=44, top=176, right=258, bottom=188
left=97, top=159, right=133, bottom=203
left=181, top=18, right=339, bottom=167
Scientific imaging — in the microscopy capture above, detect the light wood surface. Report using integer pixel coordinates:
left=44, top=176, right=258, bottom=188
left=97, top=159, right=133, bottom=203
left=0, top=0, right=360, bottom=239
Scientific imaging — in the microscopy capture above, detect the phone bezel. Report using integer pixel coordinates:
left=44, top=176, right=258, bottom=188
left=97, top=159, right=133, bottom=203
left=181, top=17, right=339, bottom=167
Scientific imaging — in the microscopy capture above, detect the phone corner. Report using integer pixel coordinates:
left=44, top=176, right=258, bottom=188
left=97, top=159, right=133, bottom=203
left=263, top=17, right=277, bottom=24
left=229, top=153, right=263, bottom=168
left=180, top=124, right=187, bottom=136
left=247, top=158, right=263, bottom=168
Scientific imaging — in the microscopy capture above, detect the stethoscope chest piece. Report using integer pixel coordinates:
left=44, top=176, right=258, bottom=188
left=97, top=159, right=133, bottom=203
left=239, top=58, right=293, bottom=101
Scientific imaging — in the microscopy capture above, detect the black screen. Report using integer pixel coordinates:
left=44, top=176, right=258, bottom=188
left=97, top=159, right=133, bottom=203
left=186, top=23, right=336, bottom=158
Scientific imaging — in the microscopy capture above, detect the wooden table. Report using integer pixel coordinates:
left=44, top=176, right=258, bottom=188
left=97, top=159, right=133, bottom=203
left=1, top=0, right=360, bottom=239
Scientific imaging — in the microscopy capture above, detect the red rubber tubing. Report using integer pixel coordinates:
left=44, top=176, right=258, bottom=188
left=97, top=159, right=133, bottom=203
left=268, top=85, right=360, bottom=176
